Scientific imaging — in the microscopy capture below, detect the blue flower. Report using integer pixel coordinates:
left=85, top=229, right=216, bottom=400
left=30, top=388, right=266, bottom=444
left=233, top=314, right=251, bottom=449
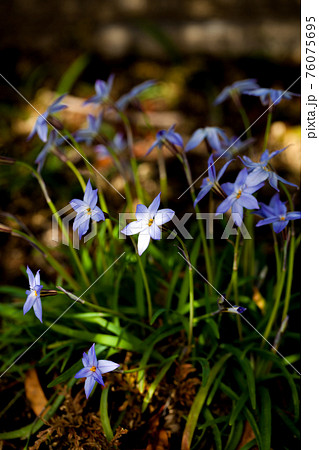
left=216, top=168, right=264, bottom=226
left=70, top=180, right=105, bottom=239
left=95, top=133, right=126, bottom=159
left=243, top=88, right=300, bottom=107
left=115, top=80, right=156, bottom=111
left=35, top=130, right=58, bottom=172
left=24, top=266, right=43, bottom=323
left=239, top=148, right=299, bottom=191
left=255, top=193, right=301, bottom=233
left=146, top=125, right=183, bottom=156
left=217, top=296, right=246, bottom=314
left=194, top=154, right=233, bottom=207
left=185, top=127, right=228, bottom=153
left=214, top=79, right=259, bottom=105
left=27, top=94, right=68, bottom=142
left=121, top=193, right=175, bottom=256
left=74, top=343, right=119, bottom=399
left=83, top=75, right=115, bottom=106
left=74, top=113, right=103, bottom=145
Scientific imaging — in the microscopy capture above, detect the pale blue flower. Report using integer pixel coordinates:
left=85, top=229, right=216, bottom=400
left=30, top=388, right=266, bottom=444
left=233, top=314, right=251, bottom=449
left=24, top=266, right=43, bottom=323
left=27, top=94, right=68, bottom=142
left=35, top=130, right=58, bottom=172
left=255, top=193, right=301, bottom=233
left=74, top=343, right=119, bottom=399
left=83, top=75, right=115, bottom=106
left=243, top=88, right=300, bottom=107
left=74, top=113, right=103, bottom=145
left=146, top=125, right=183, bottom=155
left=121, top=193, right=175, bottom=256
left=185, top=127, right=228, bottom=153
left=115, top=80, right=156, bottom=111
left=239, top=148, right=299, bottom=191
left=214, top=79, right=259, bottom=105
left=95, top=133, right=126, bottom=159
left=217, top=168, right=264, bottom=226
left=194, top=154, right=233, bottom=206
left=70, top=180, right=105, bottom=239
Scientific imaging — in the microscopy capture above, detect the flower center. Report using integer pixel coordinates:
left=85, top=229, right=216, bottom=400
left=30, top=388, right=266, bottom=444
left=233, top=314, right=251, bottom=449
left=90, top=366, right=96, bottom=372
left=279, top=215, right=286, bottom=221
left=236, top=190, right=242, bottom=199
left=34, top=290, right=37, bottom=297
left=148, top=218, right=154, bottom=227
left=86, top=207, right=92, bottom=215
left=263, top=166, right=270, bottom=172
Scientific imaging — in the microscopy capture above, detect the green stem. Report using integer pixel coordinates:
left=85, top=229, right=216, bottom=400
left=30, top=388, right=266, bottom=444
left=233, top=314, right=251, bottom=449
left=272, top=229, right=281, bottom=283
left=65, top=160, right=87, bottom=192
left=227, top=231, right=242, bottom=340
left=100, top=385, right=113, bottom=442
left=263, top=110, right=273, bottom=152
left=132, top=239, right=152, bottom=322
left=281, top=234, right=295, bottom=321
left=231, top=93, right=252, bottom=140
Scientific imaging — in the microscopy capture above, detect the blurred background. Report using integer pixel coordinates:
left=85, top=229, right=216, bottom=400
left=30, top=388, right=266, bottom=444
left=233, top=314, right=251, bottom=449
left=0, top=0, right=301, bottom=282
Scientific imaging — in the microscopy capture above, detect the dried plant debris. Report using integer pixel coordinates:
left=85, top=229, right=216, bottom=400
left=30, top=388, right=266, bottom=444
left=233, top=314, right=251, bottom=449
left=30, top=390, right=127, bottom=449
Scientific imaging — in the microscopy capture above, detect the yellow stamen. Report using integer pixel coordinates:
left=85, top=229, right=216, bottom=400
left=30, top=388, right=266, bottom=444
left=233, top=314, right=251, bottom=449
left=87, top=207, right=92, bottom=215
left=236, top=190, right=242, bottom=199
left=90, top=366, right=96, bottom=372
left=148, top=218, right=154, bottom=226
left=280, top=216, right=286, bottom=221
left=34, top=290, right=37, bottom=297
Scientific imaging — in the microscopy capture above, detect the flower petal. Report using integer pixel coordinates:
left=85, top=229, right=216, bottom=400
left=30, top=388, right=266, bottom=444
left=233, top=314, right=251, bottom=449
left=121, top=220, right=148, bottom=236
left=149, top=223, right=161, bottom=240
left=23, top=292, right=36, bottom=315
left=193, top=184, right=212, bottom=207
left=148, top=193, right=161, bottom=217
left=26, top=266, right=35, bottom=288
left=154, top=209, right=175, bottom=226
left=138, top=232, right=151, bottom=256
left=217, top=159, right=233, bottom=181
left=273, top=220, right=289, bottom=233
left=98, top=360, right=120, bottom=374
left=92, top=369, right=105, bottom=386
left=84, top=376, right=96, bottom=399
left=234, top=168, right=248, bottom=190
left=33, top=297, right=43, bottom=323
left=286, top=212, right=301, bottom=220
left=88, top=343, right=98, bottom=367
left=136, top=204, right=149, bottom=221
left=82, top=352, right=89, bottom=367
left=237, top=193, right=259, bottom=210
left=216, top=195, right=236, bottom=214
left=91, top=206, right=105, bottom=222
left=232, top=201, right=244, bottom=226
left=70, top=199, right=87, bottom=213
left=76, top=215, right=90, bottom=239
left=34, top=270, right=41, bottom=286
left=74, top=367, right=92, bottom=378
left=185, top=129, right=205, bottom=152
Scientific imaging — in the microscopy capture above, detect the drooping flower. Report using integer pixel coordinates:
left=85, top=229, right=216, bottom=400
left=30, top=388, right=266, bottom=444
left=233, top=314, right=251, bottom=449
left=146, top=125, right=183, bottom=156
left=243, top=88, right=300, bottom=107
left=216, top=168, right=264, bottom=226
left=239, top=148, right=299, bottom=191
left=74, top=113, right=103, bottom=145
left=74, top=343, right=119, bottom=399
left=214, top=79, right=259, bottom=105
left=83, top=74, right=115, bottom=106
left=185, top=127, right=228, bottom=153
left=27, top=94, right=68, bottom=142
left=217, top=296, right=246, bottom=314
left=95, top=133, right=126, bottom=160
left=35, top=130, right=58, bottom=172
left=255, top=193, right=301, bottom=233
left=70, top=179, right=105, bottom=239
left=216, top=136, right=255, bottom=160
left=24, top=266, right=43, bottom=323
left=115, top=80, right=156, bottom=111
left=194, top=154, right=233, bottom=207
left=121, top=193, right=175, bottom=256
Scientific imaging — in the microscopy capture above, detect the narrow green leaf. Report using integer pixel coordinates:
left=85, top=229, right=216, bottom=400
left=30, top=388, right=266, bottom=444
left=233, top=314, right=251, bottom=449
left=225, top=420, right=244, bottom=450
left=229, top=392, right=249, bottom=426
left=100, top=385, right=113, bottom=441
left=259, top=387, right=271, bottom=450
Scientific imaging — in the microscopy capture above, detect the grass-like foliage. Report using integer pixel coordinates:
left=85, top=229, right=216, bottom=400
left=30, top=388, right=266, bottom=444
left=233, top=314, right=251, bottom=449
left=0, top=73, right=300, bottom=449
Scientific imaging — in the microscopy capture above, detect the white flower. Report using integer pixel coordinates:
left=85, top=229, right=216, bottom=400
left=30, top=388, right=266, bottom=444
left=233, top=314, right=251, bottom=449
left=121, top=193, right=175, bottom=256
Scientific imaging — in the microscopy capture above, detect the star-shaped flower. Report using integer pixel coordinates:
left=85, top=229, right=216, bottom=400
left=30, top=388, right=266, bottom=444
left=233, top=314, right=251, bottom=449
left=24, top=266, right=43, bottom=323
left=70, top=180, right=105, bottom=239
left=239, top=148, right=299, bottom=191
left=185, top=127, right=228, bottom=153
left=27, top=94, right=68, bottom=142
left=146, top=125, right=183, bottom=155
left=115, top=80, right=156, bottom=111
left=74, top=113, right=103, bottom=145
left=214, top=79, right=259, bottom=105
left=255, top=193, right=301, bottom=233
left=216, top=168, right=264, bottom=226
left=121, top=193, right=175, bottom=255
left=243, top=88, right=300, bottom=107
left=35, top=130, right=58, bottom=172
left=194, top=154, right=233, bottom=206
left=83, top=74, right=115, bottom=106
left=74, top=343, right=120, bottom=399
